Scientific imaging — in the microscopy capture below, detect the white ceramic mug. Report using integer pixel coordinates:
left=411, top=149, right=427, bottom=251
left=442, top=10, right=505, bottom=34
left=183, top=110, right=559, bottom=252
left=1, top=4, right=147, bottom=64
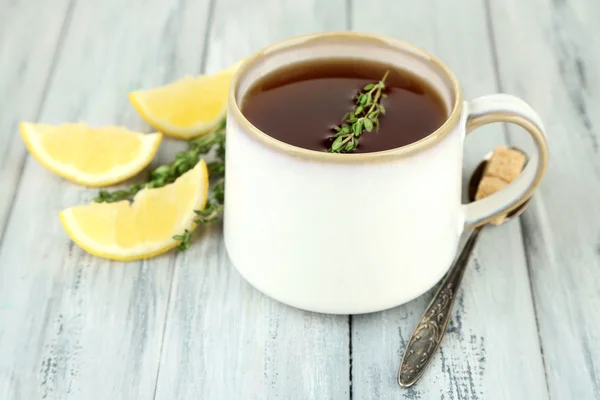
left=223, top=32, right=549, bottom=314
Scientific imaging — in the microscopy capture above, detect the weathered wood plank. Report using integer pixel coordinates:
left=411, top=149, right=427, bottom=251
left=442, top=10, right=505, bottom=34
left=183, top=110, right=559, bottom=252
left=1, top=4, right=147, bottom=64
left=489, top=0, right=600, bottom=398
left=153, top=1, right=350, bottom=399
left=0, top=0, right=73, bottom=240
left=0, top=0, right=211, bottom=398
left=350, top=1, right=548, bottom=399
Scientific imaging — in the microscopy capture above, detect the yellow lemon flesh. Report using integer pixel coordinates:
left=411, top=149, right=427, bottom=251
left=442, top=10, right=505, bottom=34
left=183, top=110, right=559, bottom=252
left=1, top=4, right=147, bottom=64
left=19, top=122, right=162, bottom=187
left=129, top=60, right=242, bottom=139
left=59, top=160, right=209, bottom=261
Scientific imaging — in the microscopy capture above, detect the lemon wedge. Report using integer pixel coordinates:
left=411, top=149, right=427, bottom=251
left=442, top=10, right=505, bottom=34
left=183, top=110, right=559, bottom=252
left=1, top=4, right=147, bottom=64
left=59, top=160, right=209, bottom=261
left=129, top=60, right=242, bottom=139
left=19, top=122, right=162, bottom=187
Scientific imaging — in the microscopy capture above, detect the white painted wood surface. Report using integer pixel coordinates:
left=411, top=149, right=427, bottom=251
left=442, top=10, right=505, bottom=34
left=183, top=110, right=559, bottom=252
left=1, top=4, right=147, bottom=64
left=0, top=0, right=598, bottom=399
left=489, top=0, right=600, bottom=398
left=0, top=0, right=73, bottom=239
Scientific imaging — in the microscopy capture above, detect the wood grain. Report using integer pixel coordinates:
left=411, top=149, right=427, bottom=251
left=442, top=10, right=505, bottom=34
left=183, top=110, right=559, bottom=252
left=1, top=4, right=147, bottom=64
left=0, top=0, right=73, bottom=241
left=350, top=1, right=548, bottom=399
left=0, top=0, right=211, bottom=398
left=488, top=0, right=600, bottom=398
left=153, top=1, right=350, bottom=399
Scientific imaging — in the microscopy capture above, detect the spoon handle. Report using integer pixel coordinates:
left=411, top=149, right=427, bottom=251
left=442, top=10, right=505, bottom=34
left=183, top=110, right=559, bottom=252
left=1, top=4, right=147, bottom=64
left=397, top=227, right=482, bottom=387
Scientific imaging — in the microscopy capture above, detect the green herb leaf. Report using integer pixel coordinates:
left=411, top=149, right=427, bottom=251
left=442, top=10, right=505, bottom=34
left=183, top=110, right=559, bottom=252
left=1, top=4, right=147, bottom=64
left=364, top=118, right=373, bottom=132
left=353, top=121, right=363, bottom=136
left=174, top=229, right=192, bottom=251
left=363, top=83, right=375, bottom=91
left=152, top=165, right=170, bottom=177
left=332, top=136, right=344, bottom=151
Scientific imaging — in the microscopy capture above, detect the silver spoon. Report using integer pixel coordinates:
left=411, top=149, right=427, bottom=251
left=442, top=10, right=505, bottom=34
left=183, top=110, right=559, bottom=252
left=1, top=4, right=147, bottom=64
left=397, top=148, right=530, bottom=388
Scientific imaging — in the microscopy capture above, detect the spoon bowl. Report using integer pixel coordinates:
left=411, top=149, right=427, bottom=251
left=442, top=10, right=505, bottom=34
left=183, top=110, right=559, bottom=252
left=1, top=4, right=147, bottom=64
left=467, top=147, right=531, bottom=221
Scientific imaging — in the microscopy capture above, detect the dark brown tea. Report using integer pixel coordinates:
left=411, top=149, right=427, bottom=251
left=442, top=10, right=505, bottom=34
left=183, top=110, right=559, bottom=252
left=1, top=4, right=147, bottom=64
left=241, top=58, right=447, bottom=153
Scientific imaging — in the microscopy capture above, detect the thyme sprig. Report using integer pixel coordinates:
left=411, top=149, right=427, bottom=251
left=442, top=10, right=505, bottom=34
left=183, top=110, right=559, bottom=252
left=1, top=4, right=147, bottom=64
left=174, top=176, right=225, bottom=251
left=92, top=121, right=226, bottom=251
left=173, top=125, right=226, bottom=251
left=94, top=120, right=226, bottom=204
left=328, top=70, right=389, bottom=153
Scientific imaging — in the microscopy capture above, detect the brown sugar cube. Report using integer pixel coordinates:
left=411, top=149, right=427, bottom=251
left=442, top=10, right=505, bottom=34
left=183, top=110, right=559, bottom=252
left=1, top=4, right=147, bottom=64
left=484, top=146, right=526, bottom=183
left=475, top=176, right=509, bottom=225
left=475, top=176, right=509, bottom=201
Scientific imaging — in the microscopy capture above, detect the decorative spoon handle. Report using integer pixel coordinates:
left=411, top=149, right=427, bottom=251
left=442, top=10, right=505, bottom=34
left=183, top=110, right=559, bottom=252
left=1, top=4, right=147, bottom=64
left=397, top=227, right=482, bottom=387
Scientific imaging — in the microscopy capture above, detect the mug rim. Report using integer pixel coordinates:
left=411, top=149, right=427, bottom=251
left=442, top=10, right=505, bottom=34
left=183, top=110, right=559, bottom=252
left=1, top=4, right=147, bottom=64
left=228, top=31, right=464, bottom=163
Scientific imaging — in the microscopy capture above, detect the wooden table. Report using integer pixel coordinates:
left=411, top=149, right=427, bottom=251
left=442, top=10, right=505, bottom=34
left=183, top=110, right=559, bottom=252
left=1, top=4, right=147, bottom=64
left=1, top=0, right=598, bottom=399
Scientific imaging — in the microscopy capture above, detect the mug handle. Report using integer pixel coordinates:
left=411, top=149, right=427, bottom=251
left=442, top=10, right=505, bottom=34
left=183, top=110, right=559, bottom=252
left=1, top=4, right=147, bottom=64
left=462, top=94, right=549, bottom=229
